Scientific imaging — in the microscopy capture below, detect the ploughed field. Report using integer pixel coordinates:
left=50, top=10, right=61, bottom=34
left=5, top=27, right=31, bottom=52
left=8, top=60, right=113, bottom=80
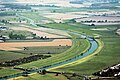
left=0, top=39, right=72, bottom=51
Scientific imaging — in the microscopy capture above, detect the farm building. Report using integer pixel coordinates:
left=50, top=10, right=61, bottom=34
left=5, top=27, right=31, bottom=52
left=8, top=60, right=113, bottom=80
left=0, top=26, right=8, bottom=30
left=0, top=36, right=9, bottom=42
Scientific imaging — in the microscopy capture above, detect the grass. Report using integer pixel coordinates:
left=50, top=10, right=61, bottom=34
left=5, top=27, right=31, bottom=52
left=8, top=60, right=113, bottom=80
left=0, top=51, right=29, bottom=62
left=19, top=12, right=53, bottom=23
left=13, top=46, right=71, bottom=55
left=49, top=39, right=103, bottom=71
left=40, top=23, right=120, bottom=75
left=12, top=73, right=68, bottom=80
left=0, top=68, right=23, bottom=77
left=0, top=29, right=34, bottom=38
left=47, top=23, right=120, bottom=37
left=55, top=38, right=120, bottom=75
left=19, top=37, right=90, bottom=69
left=43, top=23, right=95, bottom=36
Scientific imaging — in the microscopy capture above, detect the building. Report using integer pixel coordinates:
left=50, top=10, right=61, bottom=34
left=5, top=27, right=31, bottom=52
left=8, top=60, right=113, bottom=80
left=0, top=26, right=8, bottom=30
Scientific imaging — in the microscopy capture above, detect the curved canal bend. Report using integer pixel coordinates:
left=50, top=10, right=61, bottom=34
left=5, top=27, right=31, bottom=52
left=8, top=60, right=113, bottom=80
left=0, top=32, right=98, bottom=80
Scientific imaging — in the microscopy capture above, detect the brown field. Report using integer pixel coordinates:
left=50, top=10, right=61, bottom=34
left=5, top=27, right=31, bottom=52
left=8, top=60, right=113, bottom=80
left=76, top=16, right=120, bottom=25
left=43, top=13, right=87, bottom=23
left=19, top=25, right=70, bottom=37
left=0, top=39, right=72, bottom=51
left=11, top=27, right=66, bottom=38
left=76, top=16, right=120, bottom=22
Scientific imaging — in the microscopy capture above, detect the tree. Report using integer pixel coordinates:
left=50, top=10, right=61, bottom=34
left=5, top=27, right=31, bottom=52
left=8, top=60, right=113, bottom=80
left=41, top=69, right=47, bottom=75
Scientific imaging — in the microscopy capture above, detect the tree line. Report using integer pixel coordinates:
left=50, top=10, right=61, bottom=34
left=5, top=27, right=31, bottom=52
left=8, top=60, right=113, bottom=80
left=0, top=54, right=51, bottom=67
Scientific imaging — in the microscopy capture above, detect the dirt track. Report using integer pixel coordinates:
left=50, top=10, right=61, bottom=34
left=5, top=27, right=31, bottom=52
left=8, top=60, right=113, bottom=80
left=0, top=39, right=72, bottom=51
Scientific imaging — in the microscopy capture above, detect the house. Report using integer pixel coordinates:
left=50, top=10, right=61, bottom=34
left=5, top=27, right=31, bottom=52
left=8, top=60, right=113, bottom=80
left=0, top=36, right=9, bottom=42
left=0, top=26, right=8, bottom=30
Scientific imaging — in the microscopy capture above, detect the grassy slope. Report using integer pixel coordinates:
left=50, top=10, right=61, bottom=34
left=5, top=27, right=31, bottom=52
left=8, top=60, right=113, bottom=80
left=0, top=68, right=23, bottom=77
left=14, top=46, right=71, bottom=54
left=56, top=38, right=120, bottom=75
left=43, top=23, right=120, bottom=75
left=13, top=73, right=68, bottom=80
left=0, top=51, right=29, bottom=62
left=19, top=37, right=90, bottom=68
left=19, top=12, right=53, bottom=23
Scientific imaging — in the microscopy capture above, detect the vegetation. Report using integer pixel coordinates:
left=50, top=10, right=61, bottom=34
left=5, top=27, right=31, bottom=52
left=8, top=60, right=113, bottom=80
left=0, top=54, right=51, bottom=67
left=19, top=37, right=90, bottom=69
left=0, top=68, right=23, bottom=77
left=0, top=51, right=29, bottom=63
left=15, top=73, right=68, bottom=80
left=0, top=2, right=120, bottom=79
left=56, top=38, right=120, bottom=75
left=13, top=46, right=71, bottom=54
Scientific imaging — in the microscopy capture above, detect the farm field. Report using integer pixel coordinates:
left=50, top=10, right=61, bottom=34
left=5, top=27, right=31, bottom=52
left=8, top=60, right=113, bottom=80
left=0, top=68, right=23, bottom=77
left=11, top=73, right=68, bottom=80
left=0, top=1, right=120, bottom=80
left=11, top=27, right=66, bottom=38
left=14, top=46, right=71, bottom=54
left=0, top=51, right=29, bottom=62
left=0, top=39, right=72, bottom=51
left=55, top=38, right=120, bottom=74
left=18, top=38, right=90, bottom=69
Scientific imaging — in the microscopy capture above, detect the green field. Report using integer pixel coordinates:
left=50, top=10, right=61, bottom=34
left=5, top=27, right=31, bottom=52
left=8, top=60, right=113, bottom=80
left=0, top=3, right=120, bottom=79
left=55, top=38, right=120, bottom=74
left=0, top=68, right=23, bottom=77
left=19, top=37, right=90, bottom=69
left=16, top=73, right=68, bottom=80
left=13, top=46, right=71, bottom=55
left=41, top=23, right=120, bottom=75
left=0, top=29, right=34, bottom=38
left=0, top=51, right=29, bottom=62
left=19, top=12, right=53, bottom=23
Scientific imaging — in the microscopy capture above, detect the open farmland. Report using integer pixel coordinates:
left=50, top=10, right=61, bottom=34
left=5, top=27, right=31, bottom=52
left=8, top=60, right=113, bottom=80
left=0, top=1, right=120, bottom=80
left=76, top=16, right=120, bottom=25
left=0, top=39, right=72, bottom=51
left=43, top=13, right=88, bottom=23
left=11, top=27, right=67, bottom=38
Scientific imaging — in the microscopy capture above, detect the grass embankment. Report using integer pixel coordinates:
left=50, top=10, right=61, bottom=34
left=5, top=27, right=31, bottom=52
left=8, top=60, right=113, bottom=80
left=49, top=39, right=103, bottom=71
left=19, top=12, right=53, bottom=23
left=14, top=46, right=71, bottom=55
left=9, top=73, right=68, bottom=80
left=43, top=23, right=95, bottom=36
left=19, top=37, right=90, bottom=69
left=0, top=68, right=23, bottom=77
left=41, top=23, right=120, bottom=75
left=0, top=51, right=29, bottom=62
left=55, top=38, right=120, bottom=74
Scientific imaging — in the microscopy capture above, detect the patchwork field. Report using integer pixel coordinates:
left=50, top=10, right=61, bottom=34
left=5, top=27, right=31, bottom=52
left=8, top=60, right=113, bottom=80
left=11, top=27, right=65, bottom=38
left=43, top=13, right=88, bottom=23
left=76, top=16, right=120, bottom=25
left=0, top=2, right=120, bottom=80
left=0, top=39, right=72, bottom=51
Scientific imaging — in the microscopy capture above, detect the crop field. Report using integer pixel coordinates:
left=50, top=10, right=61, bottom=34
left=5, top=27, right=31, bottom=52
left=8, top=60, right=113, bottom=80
left=55, top=38, right=120, bottom=74
left=0, top=68, right=23, bottom=77
left=18, top=38, right=90, bottom=68
left=19, top=12, right=53, bottom=24
left=11, top=27, right=66, bottom=38
left=0, top=2, right=120, bottom=80
left=0, top=51, right=28, bottom=62
left=0, top=39, right=72, bottom=51
left=13, top=73, right=68, bottom=80
left=13, top=46, right=71, bottom=54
